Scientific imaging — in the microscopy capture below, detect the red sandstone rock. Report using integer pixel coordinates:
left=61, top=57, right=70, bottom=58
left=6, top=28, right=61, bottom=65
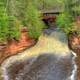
left=0, top=28, right=35, bottom=64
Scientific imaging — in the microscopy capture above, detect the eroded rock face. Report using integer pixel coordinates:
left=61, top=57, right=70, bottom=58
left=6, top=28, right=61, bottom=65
left=0, top=29, right=77, bottom=80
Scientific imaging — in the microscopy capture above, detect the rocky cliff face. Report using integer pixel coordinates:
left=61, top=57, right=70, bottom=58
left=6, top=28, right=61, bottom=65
left=0, top=29, right=77, bottom=80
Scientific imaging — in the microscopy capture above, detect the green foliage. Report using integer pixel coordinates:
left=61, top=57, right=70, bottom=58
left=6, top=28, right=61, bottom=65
left=34, top=0, right=64, bottom=12
left=55, top=0, right=77, bottom=35
left=72, top=5, right=80, bottom=16
left=7, top=16, right=21, bottom=40
left=56, top=12, right=74, bottom=34
left=0, top=1, right=21, bottom=42
left=7, top=0, right=27, bottom=22
left=43, top=0, right=63, bottom=8
left=0, top=2, right=9, bottom=42
left=7, top=0, right=46, bottom=39
left=25, top=2, right=46, bottom=39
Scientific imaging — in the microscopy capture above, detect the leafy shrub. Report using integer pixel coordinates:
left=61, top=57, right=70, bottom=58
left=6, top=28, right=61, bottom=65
left=56, top=12, right=75, bottom=34
left=7, top=16, right=21, bottom=40
left=7, top=0, right=46, bottom=39
left=25, top=2, right=46, bottom=39
left=56, top=0, right=80, bottom=35
left=0, top=2, right=9, bottom=42
left=0, top=1, right=21, bottom=43
left=72, top=20, right=80, bottom=36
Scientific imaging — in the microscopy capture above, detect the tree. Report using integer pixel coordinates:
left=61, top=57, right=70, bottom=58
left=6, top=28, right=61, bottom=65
left=0, top=2, right=9, bottom=42
left=0, top=1, right=21, bottom=43
left=56, top=0, right=76, bottom=35
left=25, top=1, right=46, bottom=38
left=7, top=0, right=46, bottom=39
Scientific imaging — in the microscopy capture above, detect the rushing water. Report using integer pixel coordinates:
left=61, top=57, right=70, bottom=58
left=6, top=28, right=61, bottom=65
left=70, top=51, right=77, bottom=80
left=0, top=29, right=77, bottom=80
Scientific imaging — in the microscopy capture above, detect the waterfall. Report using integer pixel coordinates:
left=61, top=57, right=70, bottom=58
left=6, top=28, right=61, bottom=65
left=0, top=29, right=77, bottom=80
